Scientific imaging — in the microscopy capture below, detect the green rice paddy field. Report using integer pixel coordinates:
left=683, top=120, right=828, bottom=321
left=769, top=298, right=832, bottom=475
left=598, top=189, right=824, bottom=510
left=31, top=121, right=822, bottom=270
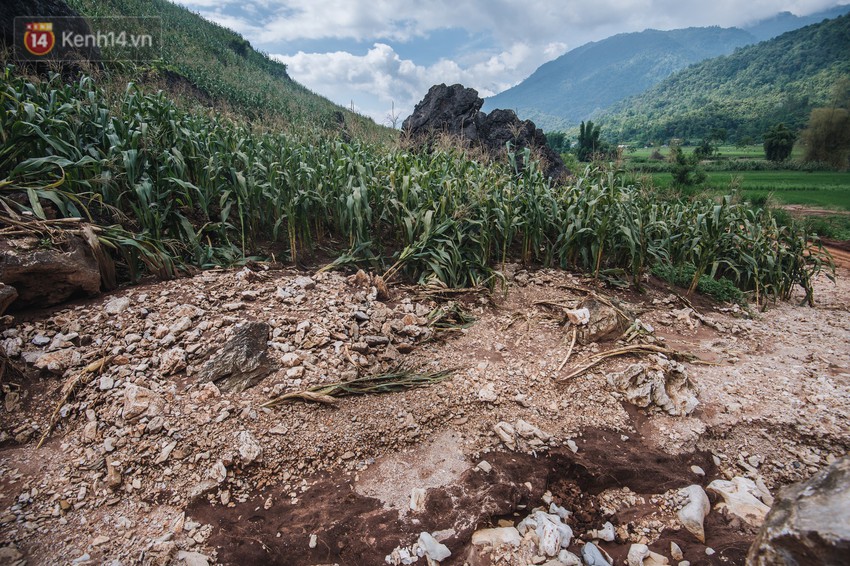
left=625, top=146, right=850, bottom=211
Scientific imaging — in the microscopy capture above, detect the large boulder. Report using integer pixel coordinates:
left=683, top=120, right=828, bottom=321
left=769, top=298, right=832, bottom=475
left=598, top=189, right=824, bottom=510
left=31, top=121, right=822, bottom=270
left=403, top=84, right=567, bottom=180
left=195, top=322, right=275, bottom=392
left=747, top=456, right=850, bottom=565
left=0, top=236, right=102, bottom=310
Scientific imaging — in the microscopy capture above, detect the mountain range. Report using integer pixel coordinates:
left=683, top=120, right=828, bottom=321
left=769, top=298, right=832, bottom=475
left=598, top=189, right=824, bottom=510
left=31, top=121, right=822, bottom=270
left=483, top=4, right=850, bottom=134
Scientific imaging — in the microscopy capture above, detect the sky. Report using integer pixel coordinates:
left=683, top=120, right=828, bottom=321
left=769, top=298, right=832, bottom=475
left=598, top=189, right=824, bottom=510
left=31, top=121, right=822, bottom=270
left=175, top=0, right=848, bottom=125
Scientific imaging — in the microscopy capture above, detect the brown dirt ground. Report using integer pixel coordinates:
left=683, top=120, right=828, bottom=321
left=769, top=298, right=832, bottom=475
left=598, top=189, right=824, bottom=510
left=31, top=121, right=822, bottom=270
left=1, top=262, right=848, bottom=566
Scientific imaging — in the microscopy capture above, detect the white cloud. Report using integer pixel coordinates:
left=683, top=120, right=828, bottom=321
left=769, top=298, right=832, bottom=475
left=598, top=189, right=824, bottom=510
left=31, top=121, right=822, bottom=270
left=273, top=39, right=566, bottom=124
left=177, top=0, right=849, bottom=123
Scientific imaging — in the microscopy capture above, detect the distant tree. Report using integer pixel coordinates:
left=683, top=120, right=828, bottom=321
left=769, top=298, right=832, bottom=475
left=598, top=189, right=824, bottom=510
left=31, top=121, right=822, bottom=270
left=800, top=80, right=850, bottom=169
left=709, top=128, right=728, bottom=144
left=575, top=120, right=605, bottom=162
left=801, top=108, right=850, bottom=168
left=670, top=146, right=707, bottom=189
left=763, top=123, right=795, bottom=162
left=384, top=101, right=401, bottom=129
left=736, top=135, right=754, bottom=149
left=693, top=138, right=718, bottom=159
left=545, top=131, right=570, bottom=153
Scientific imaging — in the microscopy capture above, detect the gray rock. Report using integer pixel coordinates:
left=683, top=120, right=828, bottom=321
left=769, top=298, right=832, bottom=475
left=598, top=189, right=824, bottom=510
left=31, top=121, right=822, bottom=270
left=32, top=334, right=51, bottom=347
left=293, top=276, right=316, bottom=290
left=122, top=384, right=165, bottom=421
left=0, top=283, right=17, bottom=315
left=104, top=296, right=131, bottom=315
left=576, top=296, right=630, bottom=343
left=195, top=322, right=274, bottom=392
left=678, top=485, right=710, bottom=543
left=581, top=541, right=612, bottom=565
left=607, top=355, right=699, bottom=416
left=418, top=532, right=451, bottom=562
left=236, top=430, right=262, bottom=465
left=747, top=456, right=850, bottom=565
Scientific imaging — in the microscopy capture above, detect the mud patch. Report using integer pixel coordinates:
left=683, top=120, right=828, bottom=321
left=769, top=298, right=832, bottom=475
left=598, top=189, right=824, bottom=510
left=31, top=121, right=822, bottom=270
left=189, top=428, right=749, bottom=566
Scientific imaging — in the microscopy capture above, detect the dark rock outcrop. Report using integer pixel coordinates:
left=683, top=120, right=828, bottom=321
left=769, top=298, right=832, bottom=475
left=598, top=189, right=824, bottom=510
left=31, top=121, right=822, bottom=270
left=195, top=322, right=275, bottom=393
left=402, top=84, right=567, bottom=180
left=747, top=455, right=850, bottom=565
left=0, top=236, right=102, bottom=310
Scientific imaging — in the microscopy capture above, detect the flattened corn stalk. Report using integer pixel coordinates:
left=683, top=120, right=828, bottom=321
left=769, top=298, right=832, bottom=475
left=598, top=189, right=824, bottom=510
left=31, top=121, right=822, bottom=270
left=261, top=366, right=456, bottom=407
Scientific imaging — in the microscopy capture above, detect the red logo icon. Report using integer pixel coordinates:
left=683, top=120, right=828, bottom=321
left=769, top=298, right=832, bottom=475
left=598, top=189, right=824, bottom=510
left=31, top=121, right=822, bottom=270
left=24, top=22, right=56, bottom=56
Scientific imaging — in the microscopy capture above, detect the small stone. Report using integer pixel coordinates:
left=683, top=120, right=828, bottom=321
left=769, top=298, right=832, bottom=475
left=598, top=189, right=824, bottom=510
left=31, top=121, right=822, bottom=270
left=32, top=334, right=51, bottom=347
left=341, top=451, right=355, bottom=460
left=581, top=541, right=612, bottom=566
left=628, top=544, right=649, bottom=566
left=308, top=534, right=317, bottom=549
left=176, top=550, right=210, bottom=566
left=705, top=548, right=715, bottom=556
left=293, top=276, right=316, bottom=290
left=566, top=439, right=578, bottom=453
left=677, top=485, right=710, bottom=543
left=410, top=488, right=427, bottom=512
left=98, top=374, right=115, bottom=391
left=670, top=542, right=684, bottom=561
left=236, top=430, right=262, bottom=465
left=476, top=460, right=492, bottom=473
left=418, top=532, right=451, bottom=562
left=690, top=465, right=705, bottom=476
left=104, top=297, right=131, bottom=315
left=471, top=527, right=521, bottom=548
left=706, top=477, right=770, bottom=527
left=478, top=382, right=498, bottom=402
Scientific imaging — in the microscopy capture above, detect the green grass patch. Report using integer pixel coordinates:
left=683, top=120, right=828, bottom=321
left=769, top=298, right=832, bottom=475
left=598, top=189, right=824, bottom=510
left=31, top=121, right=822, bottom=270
left=652, top=263, right=747, bottom=305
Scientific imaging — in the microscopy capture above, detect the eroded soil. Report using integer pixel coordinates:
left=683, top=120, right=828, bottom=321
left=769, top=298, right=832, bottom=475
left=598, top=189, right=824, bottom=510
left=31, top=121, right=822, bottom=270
left=0, top=261, right=848, bottom=566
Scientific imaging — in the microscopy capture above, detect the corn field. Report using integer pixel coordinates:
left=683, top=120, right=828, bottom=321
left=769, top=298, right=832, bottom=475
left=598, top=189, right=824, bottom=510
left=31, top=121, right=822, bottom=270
left=0, top=69, right=833, bottom=304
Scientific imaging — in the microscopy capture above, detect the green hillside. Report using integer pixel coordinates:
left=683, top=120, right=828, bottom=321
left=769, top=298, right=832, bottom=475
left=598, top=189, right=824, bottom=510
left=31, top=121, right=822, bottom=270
left=598, top=13, right=850, bottom=144
left=483, top=26, right=756, bottom=131
left=64, top=0, right=389, bottom=139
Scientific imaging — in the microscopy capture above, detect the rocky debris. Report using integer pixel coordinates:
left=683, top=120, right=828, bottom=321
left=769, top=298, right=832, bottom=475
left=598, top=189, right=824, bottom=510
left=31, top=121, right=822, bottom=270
left=471, top=527, right=522, bottom=548
left=195, top=321, right=274, bottom=392
left=707, top=476, right=771, bottom=527
left=122, top=384, right=165, bottom=421
left=516, top=507, right=574, bottom=557
left=627, top=544, right=669, bottom=566
left=0, top=236, right=102, bottom=310
left=676, top=485, right=710, bottom=543
left=747, top=456, right=850, bottom=565
left=607, top=355, right=699, bottom=416
left=493, top=419, right=553, bottom=452
left=236, top=430, right=263, bottom=465
left=402, top=83, right=567, bottom=180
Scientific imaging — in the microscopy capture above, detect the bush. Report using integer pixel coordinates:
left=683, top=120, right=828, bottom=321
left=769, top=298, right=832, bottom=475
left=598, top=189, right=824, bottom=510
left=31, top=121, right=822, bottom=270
left=652, top=263, right=747, bottom=305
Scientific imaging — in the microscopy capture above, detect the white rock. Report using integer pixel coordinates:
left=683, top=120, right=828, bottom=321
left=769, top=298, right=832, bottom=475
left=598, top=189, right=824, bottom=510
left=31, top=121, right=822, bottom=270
left=493, top=422, right=516, bottom=449
left=308, top=534, right=317, bottom=549
left=558, top=549, right=582, bottom=565
left=628, top=544, right=650, bottom=566
left=690, top=465, right=705, bottom=476
left=591, top=521, right=616, bottom=542
left=160, top=347, right=187, bottom=375
left=566, top=439, right=578, bottom=453
left=677, top=485, right=710, bottom=543
left=122, top=384, right=164, bottom=421
left=706, top=476, right=770, bottom=527
left=418, top=532, right=451, bottom=562
left=471, top=527, right=521, bottom=548
left=410, top=488, right=427, bottom=512
left=566, top=308, right=590, bottom=325
left=478, top=382, right=498, bottom=402
left=670, top=541, right=684, bottom=561
left=516, top=419, right=552, bottom=441
left=236, top=430, right=263, bottom=465
left=280, top=352, right=301, bottom=367
left=476, top=460, right=492, bottom=473
left=176, top=550, right=210, bottom=566
left=104, top=297, right=131, bottom=315
left=581, top=541, right=612, bottom=566
left=537, top=518, right=561, bottom=556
